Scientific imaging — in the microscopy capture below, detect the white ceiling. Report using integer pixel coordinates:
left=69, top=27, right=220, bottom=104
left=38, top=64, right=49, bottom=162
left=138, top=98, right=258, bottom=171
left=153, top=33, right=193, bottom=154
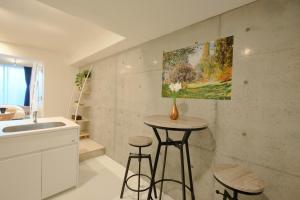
left=0, top=54, right=34, bottom=67
left=0, top=0, right=255, bottom=66
left=0, top=0, right=124, bottom=64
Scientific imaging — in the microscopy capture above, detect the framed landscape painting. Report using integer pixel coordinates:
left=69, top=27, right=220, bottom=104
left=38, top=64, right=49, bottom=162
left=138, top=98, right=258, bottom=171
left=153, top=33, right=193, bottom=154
left=162, top=36, right=233, bottom=100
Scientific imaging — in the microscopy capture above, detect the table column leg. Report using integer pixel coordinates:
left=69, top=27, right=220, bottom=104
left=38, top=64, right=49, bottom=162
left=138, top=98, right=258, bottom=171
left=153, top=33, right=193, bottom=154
left=158, top=129, right=169, bottom=200
left=147, top=127, right=162, bottom=200
left=159, top=144, right=168, bottom=200
left=180, top=144, right=186, bottom=200
left=147, top=155, right=157, bottom=198
left=137, top=147, right=142, bottom=200
left=185, top=140, right=195, bottom=200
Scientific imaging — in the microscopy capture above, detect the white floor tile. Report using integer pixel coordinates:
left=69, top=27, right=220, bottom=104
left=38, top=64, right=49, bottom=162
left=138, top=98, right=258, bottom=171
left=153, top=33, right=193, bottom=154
left=49, top=155, right=174, bottom=200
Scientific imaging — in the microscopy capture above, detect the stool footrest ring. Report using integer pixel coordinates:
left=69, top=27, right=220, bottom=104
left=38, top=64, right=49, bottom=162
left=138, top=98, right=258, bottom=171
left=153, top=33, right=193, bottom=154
left=125, top=173, right=152, bottom=193
left=154, top=178, right=191, bottom=191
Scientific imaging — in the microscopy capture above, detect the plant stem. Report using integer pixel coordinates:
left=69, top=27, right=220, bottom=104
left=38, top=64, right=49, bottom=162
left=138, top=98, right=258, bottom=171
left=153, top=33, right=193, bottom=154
left=173, top=96, right=176, bottom=104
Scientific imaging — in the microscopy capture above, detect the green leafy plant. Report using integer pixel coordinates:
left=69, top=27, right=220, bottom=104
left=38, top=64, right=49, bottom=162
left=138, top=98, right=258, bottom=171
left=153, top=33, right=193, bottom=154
left=75, top=70, right=91, bottom=90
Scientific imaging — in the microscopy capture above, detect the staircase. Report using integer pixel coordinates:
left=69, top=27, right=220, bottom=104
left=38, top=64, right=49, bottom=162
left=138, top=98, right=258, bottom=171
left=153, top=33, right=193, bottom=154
left=68, top=66, right=105, bottom=161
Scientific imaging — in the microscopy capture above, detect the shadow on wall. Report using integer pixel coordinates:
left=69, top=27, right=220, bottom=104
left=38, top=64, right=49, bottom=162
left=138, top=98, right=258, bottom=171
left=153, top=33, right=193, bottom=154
left=261, top=194, right=270, bottom=200
left=177, top=101, right=189, bottom=114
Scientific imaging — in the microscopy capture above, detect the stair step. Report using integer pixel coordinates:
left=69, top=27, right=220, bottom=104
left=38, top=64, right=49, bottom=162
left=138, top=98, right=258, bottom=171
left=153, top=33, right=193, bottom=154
left=80, top=131, right=90, bottom=139
left=79, top=138, right=105, bottom=162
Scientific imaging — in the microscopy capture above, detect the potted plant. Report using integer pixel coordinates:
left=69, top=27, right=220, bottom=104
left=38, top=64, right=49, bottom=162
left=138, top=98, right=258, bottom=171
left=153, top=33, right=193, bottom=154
left=75, top=69, right=91, bottom=91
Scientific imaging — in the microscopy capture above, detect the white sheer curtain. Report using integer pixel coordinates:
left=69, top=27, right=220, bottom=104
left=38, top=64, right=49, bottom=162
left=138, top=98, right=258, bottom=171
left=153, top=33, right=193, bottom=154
left=0, top=64, right=26, bottom=106
left=30, top=62, right=44, bottom=116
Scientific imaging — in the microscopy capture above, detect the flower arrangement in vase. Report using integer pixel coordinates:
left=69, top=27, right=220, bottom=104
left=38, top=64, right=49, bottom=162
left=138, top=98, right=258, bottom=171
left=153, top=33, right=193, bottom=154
left=169, top=82, right=182, bottom=120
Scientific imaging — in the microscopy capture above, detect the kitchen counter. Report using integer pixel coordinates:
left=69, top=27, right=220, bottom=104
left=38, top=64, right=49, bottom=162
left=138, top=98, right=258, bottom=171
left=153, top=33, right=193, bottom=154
left=0, top=116, right=80, bottom=200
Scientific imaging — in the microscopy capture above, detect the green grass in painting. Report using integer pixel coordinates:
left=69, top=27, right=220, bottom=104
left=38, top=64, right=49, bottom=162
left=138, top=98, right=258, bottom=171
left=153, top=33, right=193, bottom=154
left=162, top=81, right=231, bottom=100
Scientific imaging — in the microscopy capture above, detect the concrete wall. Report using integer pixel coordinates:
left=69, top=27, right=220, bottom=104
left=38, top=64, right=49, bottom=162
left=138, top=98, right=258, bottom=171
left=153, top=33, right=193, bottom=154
left=81, top=0, right=300, bottom=199
left=0, top=41, right=75, bottom=117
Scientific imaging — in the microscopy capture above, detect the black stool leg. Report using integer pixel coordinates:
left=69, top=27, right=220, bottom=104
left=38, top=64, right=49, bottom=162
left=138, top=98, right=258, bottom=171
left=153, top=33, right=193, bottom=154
left=223, top=193, right=228, bottom=200
left=185, top=141, right=195, bottom=200
left=216, top=189, right=239, bottom=200
left=180, top=144, right=186, bottom=200
left=233, top=190, right=238, bottom=200
left=147, top=143, right=161, bottom=200
left=120, top=155, right=132, bottom=198
left=148, top=155, right=157, bottom=198
left=224, top=190, right=231, bottom=200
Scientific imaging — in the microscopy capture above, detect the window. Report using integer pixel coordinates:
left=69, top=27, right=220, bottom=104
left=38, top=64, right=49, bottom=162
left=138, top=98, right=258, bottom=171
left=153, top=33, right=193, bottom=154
left=0, top=64, right=30, bottom=106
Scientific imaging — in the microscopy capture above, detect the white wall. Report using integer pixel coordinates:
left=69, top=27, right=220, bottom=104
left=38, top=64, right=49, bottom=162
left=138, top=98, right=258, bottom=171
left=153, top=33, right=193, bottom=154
left=0, top=41, right=75, bottom=117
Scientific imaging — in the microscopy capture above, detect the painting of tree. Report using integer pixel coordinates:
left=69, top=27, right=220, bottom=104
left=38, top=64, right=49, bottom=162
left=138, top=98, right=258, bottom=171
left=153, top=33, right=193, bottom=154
left=162, top=36, right=233, bottom=100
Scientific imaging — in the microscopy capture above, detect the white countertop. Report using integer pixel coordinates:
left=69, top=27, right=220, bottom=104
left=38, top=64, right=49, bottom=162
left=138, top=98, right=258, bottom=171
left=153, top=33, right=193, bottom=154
left=0, top=117, right=79, bottom=139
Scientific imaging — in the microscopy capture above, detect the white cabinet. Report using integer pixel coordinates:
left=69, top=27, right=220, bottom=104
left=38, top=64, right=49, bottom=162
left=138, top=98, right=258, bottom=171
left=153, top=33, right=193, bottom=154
left=42, top=144, right=78, bottom=199
left=0, top=153, right=41, bottom=200
left=0, top=123, right=79, bottom=200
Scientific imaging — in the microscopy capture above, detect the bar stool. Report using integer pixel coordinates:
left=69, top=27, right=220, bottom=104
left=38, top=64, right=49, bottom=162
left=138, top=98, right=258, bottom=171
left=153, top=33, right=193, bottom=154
left=120, top=136, right=157, bottom=200
left=213, top=164, right=265, bottom=200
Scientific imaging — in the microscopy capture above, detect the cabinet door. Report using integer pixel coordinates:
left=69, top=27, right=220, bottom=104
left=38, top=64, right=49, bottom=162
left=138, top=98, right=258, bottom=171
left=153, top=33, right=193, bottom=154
left=0, top=153, right=41, bottom=200
left=42, top=144, right=78, bottom=199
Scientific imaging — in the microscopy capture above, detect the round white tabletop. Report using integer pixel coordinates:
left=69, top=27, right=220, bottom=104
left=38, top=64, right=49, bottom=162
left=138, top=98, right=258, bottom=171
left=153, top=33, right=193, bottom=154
left=144, top=115, right=208, bottom=130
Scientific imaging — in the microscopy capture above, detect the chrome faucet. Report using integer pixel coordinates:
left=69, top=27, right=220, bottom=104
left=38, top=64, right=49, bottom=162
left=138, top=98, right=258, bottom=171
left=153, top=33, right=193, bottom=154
left=33, top=111, right=38, bottom=123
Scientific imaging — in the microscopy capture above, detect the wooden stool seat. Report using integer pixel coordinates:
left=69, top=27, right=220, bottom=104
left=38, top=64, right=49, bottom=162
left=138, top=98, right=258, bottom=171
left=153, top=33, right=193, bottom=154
left=129, top=136, right=153, bottom=147
left=213, top=164, right=265, bottom=195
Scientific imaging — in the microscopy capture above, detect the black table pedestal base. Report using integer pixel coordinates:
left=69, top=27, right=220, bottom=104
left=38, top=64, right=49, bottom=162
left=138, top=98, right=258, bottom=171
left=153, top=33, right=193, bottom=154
left=147, top=127, right=202, bottom=200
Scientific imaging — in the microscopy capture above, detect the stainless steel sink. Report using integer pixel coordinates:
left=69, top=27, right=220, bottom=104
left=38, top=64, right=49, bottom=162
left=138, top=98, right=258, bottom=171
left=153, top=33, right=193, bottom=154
left=2, top=122, right=66, bottom=133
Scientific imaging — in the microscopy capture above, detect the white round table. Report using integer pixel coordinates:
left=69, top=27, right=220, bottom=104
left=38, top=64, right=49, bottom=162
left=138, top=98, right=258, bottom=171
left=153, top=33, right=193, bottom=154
left=144, top=115, right=208, bottom=200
